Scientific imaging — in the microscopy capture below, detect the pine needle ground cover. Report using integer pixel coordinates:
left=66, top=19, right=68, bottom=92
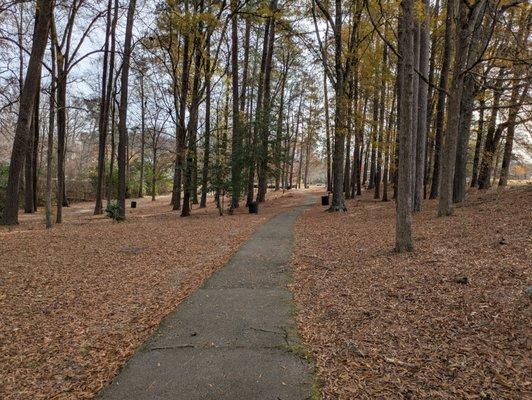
left=293, top=185, right=531, bottom=399
left=0, top=191, right=305, bottom=399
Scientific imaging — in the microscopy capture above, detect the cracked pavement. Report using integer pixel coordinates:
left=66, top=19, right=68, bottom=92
left=97, top=200, right=315, bottom=400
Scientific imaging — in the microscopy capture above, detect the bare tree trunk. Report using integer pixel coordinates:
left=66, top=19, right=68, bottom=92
left=383, top=88, right=397, bottom=202
left=329, top=0, right=347, bottom=212
left=470, top=98, right=485, bottom=187
left=257, top=1, right=277, bottom=203
left=438, top=0, right=485, bottom=216
left=452, top=74, right=475, bottom=203
left=375, top=43, right=387, bottom=200
left=182, top=26, right=203, bottom=217
left=94, top=0, right=115, bottom=214
left=477, top=71, right=505, bottom=190
left=230, top=0, right=241, bottom=211
left=498, top=84, right=528, bottom=187
left=200, top=38, right=211, bottom=208
left=138, top=72, right=145, bottom=198
left=172, top=1, right=191, bottom=210
left=368, top=91, right=378, bottom=190
left=429, top=0, right=453, bottom=199
left=32, top=84, right=40, bottom=211
left=395, top=2, right=414, bottom=252
left=117, top=0, right=137, bottom=219
left=413, top=0, right=429, bottom=211
left=45, top=42, right=56, bottom=229
left=24, top=102, right=35, bottom=213
left=4, top=0, right=53, bottom=225
left=324, top=62, right=332, bottom=193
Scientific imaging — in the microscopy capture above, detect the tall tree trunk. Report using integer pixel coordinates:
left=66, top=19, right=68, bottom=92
left=247, top=14, right=271, bottom=205
left=31, top=84, right=40, bottom=211
left=182, top=27, right=203, bottom=217
left=452, top=74, right=475, bottom=202
left=413, top=0, right=429, bottom=211
left=138, top=72, right=145, bottom=197
left=45, top=42, right=56, bottom=229
left=172, top=1, right=191, bottom=210
left=395, top=1, right=414, bottom=252
left=329, top=0, right=347, bottom=212
left=479, top=74, right=526, bottom=189
left=257, top=1, right=277, bottom=203
left=438, top=0, right=485, bottom=216
left=375, top=43, right=387, bottom=200
left=4, top=0, right=52, bottom=225
left=200, top=38, right=211, bottom=208
left=230, top=0, right=242, bottom=211
left=383, top=88, right=397, bottom=202
left=477, top=71, right=505, bottom=190
left=429, top=0, right=453, bottom=199
left=117, top=0, right=137, bottom=219
left=94, top=0, right=116, bottom=214
left=25, top=102, right=35, bottom=213
left=470, top=98, right=485, bottom=187
left=274, top=72, right=287, bottom=191
left=324, top=62, right=332, bottom=193
left=368, top=89, right=378, bottom=190
left=498, top=84, right=529, bottom=187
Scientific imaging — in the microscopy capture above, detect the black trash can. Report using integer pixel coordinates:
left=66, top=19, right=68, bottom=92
left=248, top=202, right=258, bottom=214
left=131, top=201, right=137, bottom=209
left=321, top=195, right=329, bottom=206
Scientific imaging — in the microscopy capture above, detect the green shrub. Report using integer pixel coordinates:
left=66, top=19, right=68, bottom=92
left=105, top=201, right=124, bottom=221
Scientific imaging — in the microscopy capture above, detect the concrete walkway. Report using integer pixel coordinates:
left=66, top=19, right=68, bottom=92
left=98, top=200, right=315, bottom=400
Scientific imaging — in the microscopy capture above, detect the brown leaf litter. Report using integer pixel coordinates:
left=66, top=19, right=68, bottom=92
left=0, top=190, right=309, bottom=399
left=292, top=185, right=531, bottom=400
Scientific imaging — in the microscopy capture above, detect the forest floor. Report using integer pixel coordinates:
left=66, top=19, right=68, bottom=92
left=293, top=184, right=531, bottom=400
left=0, top=188, right=317, bottom=400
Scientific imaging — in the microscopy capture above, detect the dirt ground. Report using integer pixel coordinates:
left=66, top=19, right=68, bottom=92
left=293, top=185, right=531, bottom=399
left=0, top=189, right=314, bottom=399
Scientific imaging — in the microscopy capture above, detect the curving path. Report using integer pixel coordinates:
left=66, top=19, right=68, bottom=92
left=98, top=198, right=315, bottom=400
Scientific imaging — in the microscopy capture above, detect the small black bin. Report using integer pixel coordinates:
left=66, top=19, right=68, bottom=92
left=248, top=202, right=259, bottom=214
left=321, top=195, right=329, bottom=206
left=131, top=201, right=137, bottom=209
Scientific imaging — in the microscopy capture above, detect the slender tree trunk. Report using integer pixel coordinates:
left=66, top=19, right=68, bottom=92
left=94, top=0, right=115, bottom=214
left=230, top=0, right=241, bottom=211
left=247, top=14, right=271, bottom=205
left=375, top=43, right=387, bottom=200
left=438, top=0, right=485, bottom=216
left=200, top=38, right=211, bottom=208
left=368, top=91, right=378, bottom=190
left=107, top=101, right=116, bottom=203
left=395, top=1, right=414, bottom=252
left=24, top=102, right=35, bottom=213
left=324, top=63, right=332, bottom=193
left=172, top=1, right=191, bottom=210
left=430, top=0, right=453, bottom=199
left=329, top=0, right=347, bottom=212
left=4, top=0, right=52, bottom=225
left=477, top=72, right=505, bottom=190
left=32, top=84, right=40, bottom=211
left=151, top=133, right=157, bottom=201
left=182, top=27, right=203, bottom=217
left=45, top=42, right=56, bottom=229
left=470, top=98, right=485, bottom=187
left=117, top=0, right=137, bottom=219
left=452, top=74, right=475, bottom=202
left=138, top=73, right=145, bottom=198
left=257, top=1, right=277, bottom=203
left=498, top=86, right=527, bottom=187
left=413, top=0, right=429, bottom=211
left=383, top=88, right=397, bottom=202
